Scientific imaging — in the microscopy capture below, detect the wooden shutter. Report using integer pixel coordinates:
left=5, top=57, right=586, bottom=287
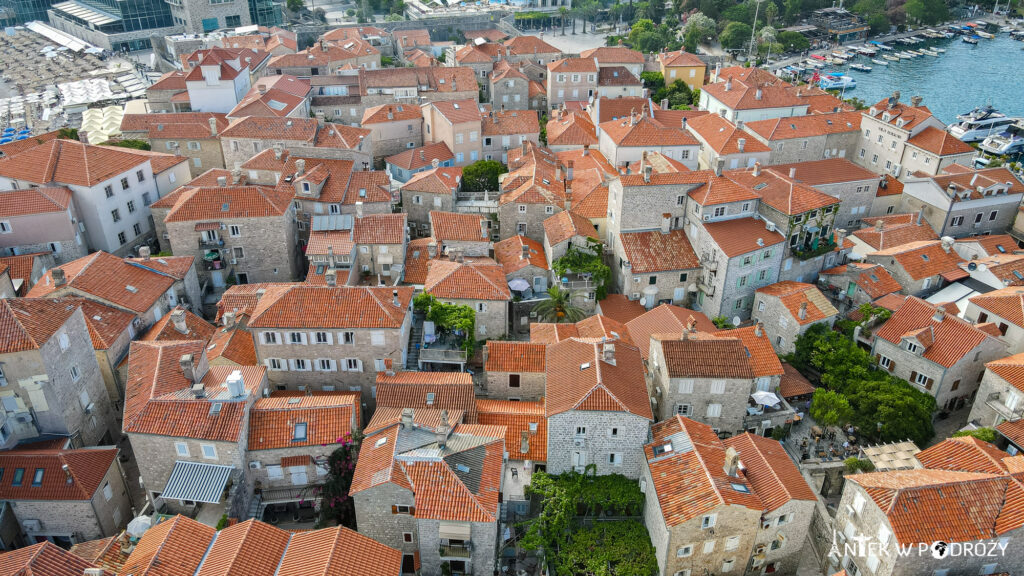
left=889, top=361, right=895, bottom=373
left=391, top=505, right=398, bottom=514
left=408, top=506, right=416, bottom=516
left=910, top=371, right=918, bottom=384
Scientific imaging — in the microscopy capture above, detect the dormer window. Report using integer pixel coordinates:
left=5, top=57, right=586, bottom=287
left=293, top=422, right=307, bottom=441
left=882, top=113, right=890, bottom=122
left=906, top=341, right=920, bottom=354
left=302, top=182, right=311, bottom=194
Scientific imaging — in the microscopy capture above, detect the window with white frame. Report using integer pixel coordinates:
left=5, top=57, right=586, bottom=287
left=706, top=403, right=722, bottom=417
left=201, top=444, right=217, bottom=459
left=341, top=331, right=355, bottom=344
left=229, top=225, right=240, bottom=237
left=263, top=332, right=279, bottom=344
left=175, top=442, right=189, bottom=457
left=290, top=359, right=310, bottom=371
left=676, top=545, right=693, bottom=558
left=725, top=536, right=740, bottom=550
left=702, top=514, right=716, bottom=529
left=289, top=332, right=306, bottom=344
left=317, top=359, right=335, bottom=371
left=675, top=404, right=692, bottom=416
left=343, top=358, right=362, bottom=371
left=314, top=331, right=331, bottom=344
left=678, top=379, right=694, bottom=393
left=608, top=452, right=623, bottom=466
left=268, top=358, right=284, bottom=370
left=702, top=540, right=715, bottom=554
left=710, top=380, right=726, bottom=394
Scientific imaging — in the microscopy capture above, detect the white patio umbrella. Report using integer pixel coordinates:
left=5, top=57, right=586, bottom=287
left=751, top=390, right=781, bottom=407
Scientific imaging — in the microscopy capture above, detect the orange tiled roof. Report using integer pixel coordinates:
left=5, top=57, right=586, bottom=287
left=484, top=341, right=546, bottom=373
left=548, top=57, right=598, bottom=73
left=0, top=186, right=72, bottom=217
left=658, top=49, right=704, bottom=67
left=275, top=526, right=403, bottom=576
left=955, top=234, right=1021, bottom=258
left=120, top=515, right=216, bottom=576
left=476, top=399, right=547, bottom=462
left=928, top=166, right=1024, bottom=201
left=0, top=298, right=81, bottom=354
left=544, top=210, right=599, bottom=247
left=869, top=240, right=963, bottom=281
left=248, top=392, right=359, bottom=450
left=503, top=35, right=560, bottom=55
left=402, top=237, right=438, bottom=285
left=0, top=139, right=169, bottom=187
left=364, top=406, right=465, bottom=436
left=0, top=541, right=102, bottom=576
left=820, top=262, right=902, bottom=300
left=546, top=110, right=598, bottom=147
left=244, top=285, right=412, bottom=329
left=581, top=46, right=644, bottom=63
left=618, top=229, right=700, bottom=274
left=195, top=519, right=291, bottom=576
left=964, top=286, right=1024, bottom=329
left=596, top=293, right=647, bottom=324
left=727, top=166, right=838, bottom=216
left=141, top=306, right=216, bottom=342
left=529, top=315, right=632, bottom=346
left=906, top=125, right=975, bottom=156
left=745, top=111, right=861, bottom=141
left=120, top=112, right=229, bottom=140
left=375, top=371, right=476, bottom=421
left=493, top=235, right=548, bottom=275
left=361, top=103, right=422, bottom=125
left=756, top=281, right=838, bottom=325
left=646, top=416, right=763, bottom=526
left=206, top=326, right=257, bottom=366
left=70, top=535, right=129, bottom=573
left=686, top=113, right=770, bottom=155
left=656, top=335, right=755, bottom=378
left=864, top=99, right=935, bottom=131
left=703, top=217, right=786, bottom=258
left=464, top=29, right=508, bottom=42
left=916, top=436, right=1014, bottom=475
left=545, top=338, right=652, bottom=419
left=386, top=142, right=454, bottom=171
left=424, top=258, right=511, bottom=301
left=875, top=296, right=996, bottom=368
left=401, top=166, right=462, bottom=195
left=599, top=114, right=697, bottom=148
left=724, top=432, right=816, bottom=511
left=129, top=255, right=196, bottom=281
left=721, top=325, right=784, bottom=378
left=305, top=229, right=354, bottom=257
left=985, top=351, right=1024, bottom=393
left=686, top=171, right=759, bottom=206
left=429, top=98, right=484, bottom=125
left=481, top=109, right=540, bottom=137
left=767, top=158, right=878, bottom=186
left=163, top=184, right=293, bottom=222
left=624, top=304, right=717, bottom=359
left=703, top=73, right=803, bottom=112
left=353, top=213, right=406, bottom=245
left=852, top=213, right=939, bottom=250
left=0, top=252, right=47, bottom=295
left=27, top=251, right=175, bottom=314
left=779, top=363, right=815, bottom=398
left=0, top=446, right=117, bottom=501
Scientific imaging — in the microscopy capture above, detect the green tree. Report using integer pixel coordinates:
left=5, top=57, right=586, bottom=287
left=904, top=0, right=948, bottom=24
left=559, top=6, right=569, bottom=34
left=552, top=240, right=611, bottom=299
left=952, top=428, right=998, bottom=443
left=718, top=21, right=753, bottom=50
left=777, top=29, right=810, bottom=51
left=764, top=0, right=778, bottom=25
left=57, top=127, right=79, bottom=140
left=286, top=0, right=303, bottom=11
left=865, top=12, right=890, bottom=34
left=640, top=70, right=666, bottom=94
left=461, top=160, right=507, bottom=191
left=683, top=11, right=716, bottom=39
left=554, top=520, right=659, bottom=576
left=843, top=457, right=875, bottom=473
left=783, top=0, right=801, bottom=22
left=532, top=287, right=586, bottom=323
left=539, top=113, right=548, bottom=145
left=684, top=25, right=701, bottom=51
left=810, top=388, right=854, bottom=428
left=102, top=139, right=150, bottom=150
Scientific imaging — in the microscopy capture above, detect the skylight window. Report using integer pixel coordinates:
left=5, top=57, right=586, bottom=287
left=455, top=463, right=470, bottom=473
left=652, top=443, right=672, bottom=456
left=267, top=100, right=288, bottom=111
left=580, top=362, right=591, bottom=370
left=209, top=403, right=223, bottom=416
left=426, top=392, right=436, bottom=405
left=921, top=254, right=929, bottom=261
left=731, top=483, right=750, bottom=493
left=375, top=436, right=388, bottom=447
left=221, top=203, right=230, bottom=211
left=293, top=422, right=307, bottom=441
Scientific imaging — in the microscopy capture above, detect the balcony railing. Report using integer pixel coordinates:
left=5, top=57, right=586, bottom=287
left=420, top=347, right=468, bottom=363
left=986, top=392, right=1023, bottom=420
left=199, top=237, right=225, bottom=249
left=439, top=543, right=472, bottom=558
left=792, top=240, right=837, bottom=261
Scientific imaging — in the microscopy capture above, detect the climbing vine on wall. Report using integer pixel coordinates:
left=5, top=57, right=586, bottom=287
left=551, top=239, right=611, bottom=300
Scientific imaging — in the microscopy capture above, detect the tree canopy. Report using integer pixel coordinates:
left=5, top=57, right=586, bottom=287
left=460, top=160, right=507, bottom=192
left=952, top=428, right=998, bottom=443
left=551, top=239, right=611, bottom=299
left=719, top=21, right=753, bottom=50
left=627, top=19, right=681, bottom=53
left=777, top=30, right=810, bottom=51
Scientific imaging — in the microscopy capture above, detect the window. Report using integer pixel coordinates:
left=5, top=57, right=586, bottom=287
left=201, top=444, right=217, bottom=459
left=679, top=272, right=688, bottom=282
left=477, top=302, right=487, bottom=312
left=675, top=404, right=692, bottom=416
left=706, top=404, right=722, bottom=418
left=678, top=379, right=694, bottom=394
left=545, top=205, right=555, bottom=215
left=315, top=331, right=330, bottom=344
left=725, top=536, right=740, bottom=550
left=233, top=247, right=244, bottom=259
left=990, top=210, right=999, bottom=221
left=778, top=513, right=789, bottom=526
left=175, top=442, right=189, bottom=457
left=136, top=169, right=146, bottom=183
left=293, top=422, right=308, bottom=441
left=395, top=505, right=413, bottom=514
left=111, top=209, right=121, bottom=222
left=710, top=380, right=726, bottom=394
left=609, top=427, right=619, bottom=438
left=608, top=452, right=623, bottom=466
left=575, top=426, right=586, bottom=436
left=879, top=356, right=892, bottom=370
left=104, top=185, right=114, bottom=198
left=344, top=359, right=361, bottom=371
left=118, top=232, right=127, bottom=245
left=758, top=300, right=766, bottom=312
left=134, top=223, right=142, bottom=236
left=518, top=204, right=527, bottom=213
left=403, top=533, right=414, bottom=543
left=70, top=365, right=80, bottom=382
left=713, top=206, right=726, bottom=218
left=103, top=481, right=113, bottom=501
left=229, top=225, right=241, bottom=237
left=906, top=342, right=920, bottom=354
left=268, top=358, right=284, bottom=371
left=126, top=200, right=136, bottom=214
left=11, top=468, right=24, bottom=486
left=951, top=216, right=964, bottom=227
left=31, top=468, right=43, bottom=486
left=121, top=177, right=130, bottom=190
left=341, top=332, right=355, bottom=344
left=292, top=359, right=310, bottom=371
left=976, top=212, right=984, bottom=224
left=263, top=332, right=279, bottom=344
left=289, top=332, right=306, bottom=344
left=702, top=540, right=715, bottom=554
left=722, top=559, right=735, bottom=572
left=676, top=545, right=693, bottom=558
left=317, top=359, right=335, bottom=371
left=648, top=276, right=657, bottom=286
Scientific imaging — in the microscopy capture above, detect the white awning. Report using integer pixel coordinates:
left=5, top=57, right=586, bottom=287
left=161, top=461, right=233, bottom=503
left=438, top=520, right=472, bottom=540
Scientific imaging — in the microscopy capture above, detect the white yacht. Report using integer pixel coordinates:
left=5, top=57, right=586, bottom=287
left=979, top=120, right=1024, bottom=155
left=948, top=106, right=1020, bottom=142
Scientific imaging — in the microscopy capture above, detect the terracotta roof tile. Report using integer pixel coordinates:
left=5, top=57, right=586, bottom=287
left=429, top=99, right=485, bottom=125
left=596, top=294, right=647, bottom=324
left=916, top=436, right=1013, bottom=475
left=703, top=73, right=804, bottom=111
left=545, top=338, right=651, bottom=419
left=998, top=418, right=1024, bottom=447
left=120, top=112, right=228, bottom=140
left=658, top=49, right=704, bottom=67
left=493, top=235, right=548, bottom=274
left=599, top=115, right=697, bottom=148
left=361, top=103, right=422, bottom=125
left=581, top=46, right=644, bottom=63
left=424, top=259, right=511, bottom=301
left=820, top=262, right=902, bottom=300
left=779, top=363, right=815, bottom=398
left=0, top=252, right=46, bottom=295
left=905, top=125, right=975, bottom=156
left=727, top=167, right=838, bottom=215
left=195, top=519, right=290, bottom=576
left=721, top=325, right=784, bottom=378
left=503, top=36, right=560, bottom=55
left=928, top=166, right=1024, bottom=201
left=476, top=399, right=547, bottom=461
left=864, top=100, right=935, bottom=131
left=353, top=213, right=406, bottom=245
left=481, top=110, right=540, bottom=137
left=364, top=406, right=465, bottom=436
left=0, top=542, right=102, bottom=576
left=687, top=113, right=770, bottom=155
left=375, top=371, right=476, bottom=420
left=484, top=341, right=546, bottom=372
left=852, top=214, right=939, bottom=250
left=869, top=240, right=963, bottom=281
left=402, top=237, right=438, bottom=285
left=618, top=229, right=699, bottom=274
left=0, top=139, right=168, bottom=187
left=543, top=210, right=599, bottom=246
left=624, top=305, right=717, bottom=358
left=546, top=111, right=598, bottom=147
left=141, top=306, right=216, bottom=342
left=465, top=29, right=508, bottom=42
left=875, top=296, right=995, bottom=368
left=121, top=515, right=216, bottom=576
left=724, top=432, right=816, bottom=511
left=686, top=172, right=759, bottom=205
left=658, top=336, right=755, bottom=378
left=70, top=535, right=128, bottom=573
left=128, top=255, right=196, bottom=281
left=0, top=298, right=81, bottom=354
left=276, top=526, right=403, bottom=576
left=597, top=66, right=640, bottom=87
left=248, top=392, right=358, bottom=450
left=0, top=186, right=72, bottom=217
left=767, top=158, right=878, bottom=185
left=386, top=142, right=454, bottom=171
left=0, top=446, right=118, bottom=501
left=401, top=166, right=462, bottom=195
left=244, top=285, right=412, bottom=329
left=745, top=111, right=861, bottom=141
left=703, top=217, right=786, bottom=257
left=985, top=352, right=1024, bottom=393
left=965, top=286, right=1024, bottom=329
left=27, top=252, right=175, bottom=314
left=756, top=281, right=838, bottom=325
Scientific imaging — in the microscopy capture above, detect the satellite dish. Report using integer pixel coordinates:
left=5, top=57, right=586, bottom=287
left=639, top=297, right=647, bottom=306
left=732, top=316, right=742, bottom=327
left=968, top=262, right=977, bottom=271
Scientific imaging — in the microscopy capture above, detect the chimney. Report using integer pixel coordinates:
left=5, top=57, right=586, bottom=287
left=661, top=98, right=668, bottom=110
left=682, top=116, right=687, bottom=131
left=257, top=84, right=267, bottom=94
left=564, top=188, right=573, bottom=211
left=208, top=116, right=218, bottom=137
left=583, top=143, right=590, bottom=156
left=916, top=209, right=924, bottom=226
left=910, top=95, right=923, bottom=107
left=427, top=241, right=438, bottom=258
left=940, top=236, right=954, bottom=253
left=521, top=140, right=528, bottom=156
left=798, top=301, right=808, bottom=320
left=171, top=308, right=188, bottom=334
left=62, top=463, right=72, bottom=484
left=521, top=243, right=530, bottom=260
left=481, top=219, right=489, bottom=240
left=437, top=410, right=449, bottom=449
left=181, top=353, right=197, bottom=385
left=737, top=137, right=746, bottom=153
left=520, top=430, right=530, bottom=455
left=273, top=143, right=283, bottom=160
left=643, top=164, right=653, bottom=183
left=724, top=446, right=740, bottom=477
left=431, top=158, right=440, bottom=169
left=754, top=321, right=763, bottom=337
left=970, top=173, right=979, bottom=187
left=835, top=228, right=847, bottom=249
left=223, top=311, right=236, bottom=330
left=567, top=160, right=574, bottom=181
left=661, top=213, right=671, bottom=234
left=217, top=176, right=227, bottom=187
left=602, top=342, right=616, bottom=365
left=932, top=306, right=946, bottom=323
left=84, top=569, right=106, bottom=576
left=455, top=249, right=465, bottom=264
left=788, top=167, right=796, bottom=179
left=555, top=165, right=562, bottom=182
left=755, top=88, right=762, bottom=101
left=315, top=110, right=325, bottom=127
left=401, top=408, right=414, bottom=430
left=724, top=79, right=732, bottom=92
left=392, top=289, right=400, bottom=307
left=295, top=159, right=306, bottom=175
left=356, top=201, right=364, bottom=219
left=139, top=245, right=151, bottom=260
left=325, top=269, right=337, bottom=287
left=875, top=219, right=884, bottom=233
left=753, top=162, right=761, bottom=177
left=52, top=267, right=66, bottom=287
left=482, top=344, right=489, bottom=365
left=736, top=120, right=744, bottom=131
left=715, top=159, right=724, bottom=177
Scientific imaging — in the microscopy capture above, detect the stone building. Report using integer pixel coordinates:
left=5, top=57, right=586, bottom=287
left=848, top=212, right=939, bottom=258
left=421, top=99, right=485, bottom=166
left=236, top=284, right=413, bottom=407
left=544, top=338, right=652, bottom=478
left=496, top=143, right=566, bottom=244
left=968, top=352, right=1024, bottom=428
left=744, top=111, right=862, bottom=165
left=853, top=93, right=948, bottom=177
left=546, top=58, right=598, bottom=110
left=489, top=61, right=530, bottom=111
left=766, top=158, right=880, bottom=235
left=698, top=67, right=808, bottom=124
left=642, top=416, right=816, bottom=576
left=0, top=299, right=118, bottom=448
left=480, top=109, right=541, bottom=164
left=429, top=211, right=492, bottom=256
left=0, top=443, right=132, bottom=546
left=0, top=187, right=86, bottom=264
left=493, top=235, right=549, bottom=294
left=400, top=166, right=462, bottom=236
left=119, top=113, right=229, bottom=177
left=266, top=41, right=381, bottom=77
left=898, top=165, right=1024, bottom=238
left=964, top=286, right=1024, bottom=354
left=597, top=67, right=641, bottom=100
left=351, top=410, right=504, bottom=576
left=872, top=296, right=1006, bottom=412
left=685, top=114, right=771, bottom=171
left=424, top=257, right=510, bottom=339
left=500, top=36, right=561, bottom=67
left=362, top=104, right=424, bottom=164
left=831, top=437, right=1024, bottom=576
left=482, top=341, right=546, bottom=401
left=752, top=281, right=838, bottom=354
left=220, top=117, right=373, bottom=173
left=598, top=113, right=699, bottom=170
left=818, top=261, right=903, bottom=309
left=864, top=239, right=964, bottom=297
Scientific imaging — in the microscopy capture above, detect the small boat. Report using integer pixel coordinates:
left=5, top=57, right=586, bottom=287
left=810, top=53, right=826, bottom=61
left=849, top=63, right=872, bottom=72
left=933, top=47, right=946, bottom=53
left=856, top=46, right=878, bottom=55
left=882, top=54, right=900, bottom=61
left=871, top=58, right=889, bottom=65
left=819, top=74, right=856, bottom=90
left=942, top=31, right=956, bottom=38
left=920, top=49, right=939, bottom=56
left=977, top=30, right=995, bottom=39
left=948, top=105, right=1018, bottom=142
left=963, top=36, right=980, bottom=44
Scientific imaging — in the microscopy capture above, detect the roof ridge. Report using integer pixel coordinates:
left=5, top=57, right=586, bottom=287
left=740, top=434, right=791, bottom=505
left=680, top=416, right=727, bottom=508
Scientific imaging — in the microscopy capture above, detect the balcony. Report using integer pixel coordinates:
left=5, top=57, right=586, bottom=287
left=792, top=239, right=837, bottom=261
left=986, top=392, right=1023, bottom=421
left=439, top=543, right=472, bottom=558
left=198, top=237, right=225, bottom=249
left=698, top=282, right=715, bottom=296
left=420, top=347, right=469, bottom=364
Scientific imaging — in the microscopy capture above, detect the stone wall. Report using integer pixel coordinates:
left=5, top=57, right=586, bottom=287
left=546, top=410, right=650, bottom=479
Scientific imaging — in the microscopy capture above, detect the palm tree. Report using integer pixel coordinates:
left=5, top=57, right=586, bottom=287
left=559, top=6, right=568, bottom=35
left=532, top=287, right=586, bottom=323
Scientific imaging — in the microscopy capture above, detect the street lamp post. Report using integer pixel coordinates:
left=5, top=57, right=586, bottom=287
left=747, top=0, right=765, bottom=62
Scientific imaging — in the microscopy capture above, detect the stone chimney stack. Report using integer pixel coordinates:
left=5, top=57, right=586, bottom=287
left=315, top=110, right=325, bottom=127
left=437, top=410, right=449, bottom=449
left=356, top=201, right=364, bottom=219
left=295, top=159, right=306, bottom=175
left=753, top=162, right=761, bottom=177
left=455, top=249, right=465, bottom=264
left=602, top=342, right=616, bottom=365
left=643, top=164, right=653, bottom=183
left=180, top=353, right=196, bottom=385
left=273, top=144, right=283, bottom=160
left=209, top=117, right=218, bottom=137
left=139, top=246, right=151, bottom=260
left=520, top=430, right=530, bottom=454
left=217, top=176, right=227, bottom=187
left=521, top=243, right=530, bottom=260
left=432, top=158, right=440, bottom=169
left=754, top=321, right=763, bottom=338
left=481, top=219, right=489, bottom=240
left=737, top=137, right=746, bottom=153
left=798, top=301, right=808, bottom=320
left=715, top=159, right=725, bottom=177
left=910, top=95, right=923, bottom=107
left=567, top=160, right=574, bottom=181
left=875, top=219, right=884, bottom=233
left=427, top=241, right=438, bottom=259
left=325, top=269, right=337, bottom=287
left=932, top=306, right=946, bottom=323
left=231, top=168, right=242, bottom=185
left=393, top=289, right=400, bottom=307
left=223, top=311, right=236, bottom=330
left=661, top=213, right=671, bottom=234
left=940, top=236, right=954, bottom=253
left=789, top=167, right=796, bottom=179
left=755, top=88, right=762, bottom=101
left=52, top=267, right=66, bottom=287
left=401, top=407, right=414, bottom=430
left=171, top=308, right=188, bottom=334
left=724, top=446, right=740, bottom=476
left=583, top=144, right=590, bottom=156
left=835, top=228, right=847, bottom=249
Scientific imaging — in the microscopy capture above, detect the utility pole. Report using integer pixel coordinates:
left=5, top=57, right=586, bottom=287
left=748, top=0, right=765, bottom=61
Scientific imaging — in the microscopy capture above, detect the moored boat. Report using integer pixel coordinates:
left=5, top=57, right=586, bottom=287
left=849, top=63, right=872, bottom=72
left=963, top=36, right=979, bottom=44
left=871, top=58, right=889, bottom=65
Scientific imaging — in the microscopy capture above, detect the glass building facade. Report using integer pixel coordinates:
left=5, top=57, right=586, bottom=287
left=248, top=0, right=280, bottom=28
left=0, top=0, right=61, bottom=24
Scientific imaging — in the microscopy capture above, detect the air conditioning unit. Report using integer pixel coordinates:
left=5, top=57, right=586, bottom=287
left=629, top=292, right=640, bottom=300
left=84, top=402, right=94, bottom=415
left=703, top=215, right=711, bottom=221
left=16, top=414, right=31, bottom=424
left=22, top=519, right=41, bottom=532
left=230, top=258, right=238, bottom=265
left=78, top=222, right=86, bottom=232
left=573, top=438, right=585, bottom=448
left=248, top=461, right=262, bottom=469
left=162, top=233, right=169, bottom=240
left=633, top=276, right=640, bottom=283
